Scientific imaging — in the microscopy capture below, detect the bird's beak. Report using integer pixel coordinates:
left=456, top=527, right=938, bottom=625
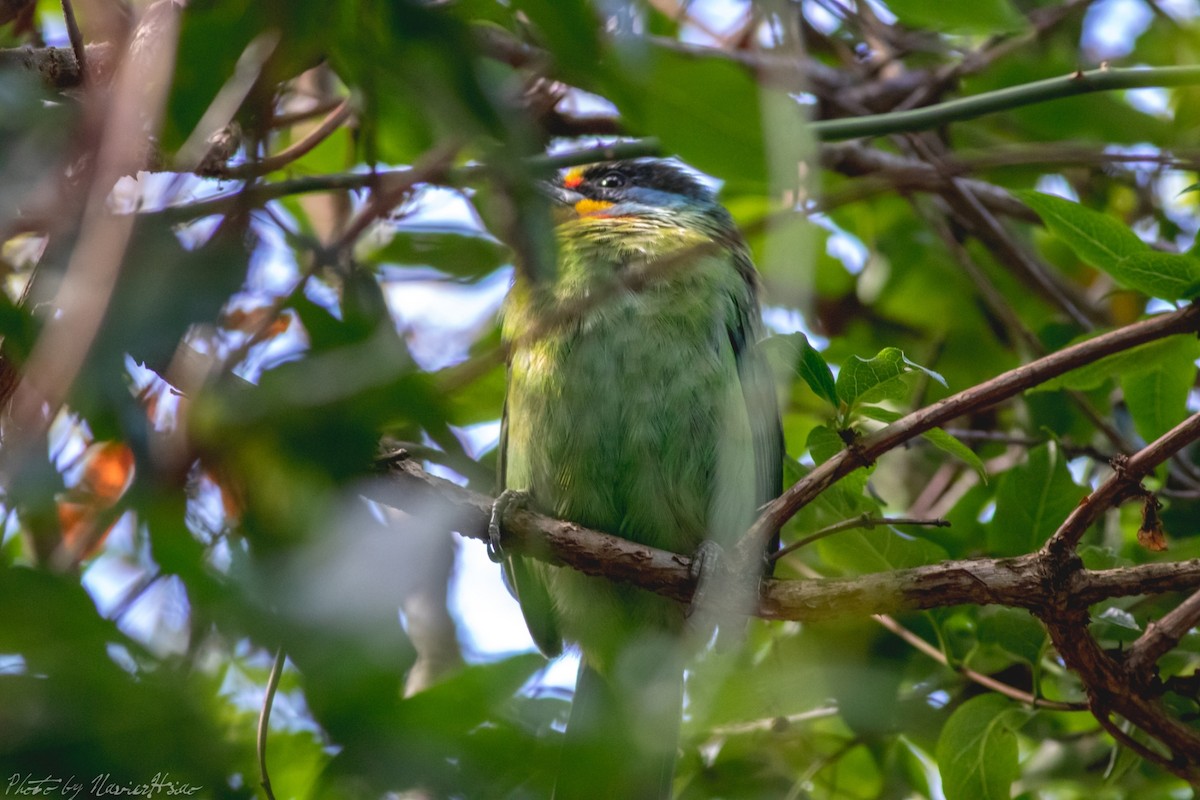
left=538, top=179, right=584, bottom=207
left=538, top=179, right=617, bottom=219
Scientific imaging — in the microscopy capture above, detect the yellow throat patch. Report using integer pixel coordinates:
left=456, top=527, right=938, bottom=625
left=574, top=198, right=615, bottom=217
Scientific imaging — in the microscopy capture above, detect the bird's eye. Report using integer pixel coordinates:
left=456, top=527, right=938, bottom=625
left=597, top=172, right=626, bottom=189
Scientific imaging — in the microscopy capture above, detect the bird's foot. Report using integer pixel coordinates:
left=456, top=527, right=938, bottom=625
left=487, top=489, right=530, bottom=563
left=686, top=540, right=724, bottom=619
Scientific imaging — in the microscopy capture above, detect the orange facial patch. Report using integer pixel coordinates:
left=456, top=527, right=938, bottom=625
left=563, top=168, right=585, bottom=189
left=574, top=199, right=615, bottom=217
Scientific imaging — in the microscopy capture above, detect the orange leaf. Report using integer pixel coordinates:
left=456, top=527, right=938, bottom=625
left=80, top=442, right=135, bottom=505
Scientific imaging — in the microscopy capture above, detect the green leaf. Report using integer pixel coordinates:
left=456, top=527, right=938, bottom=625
left=1119, top=251, right=1200, bottom=301
left=978, top=607, right=1047, bottom=666
left=886, top=0, right=1024, bottom=33
left=506, top=0, right=602, bottom=86
left=989, top=443, right=1086, bottom=556
left=1120, top=336, right=1199, bottom=444
left=856, top=406, right=985, bottom=482
left=806, top=424, right=844, bottom=465
left=1019, top=191, right=1200, bottom=300
left=936, top=694, right=1022, bottom=800
left=763, top=332, right=838, bottom=406
left=603, top=44, right=809, bottom=191
left=922, top=427, right=988, bottom=484
left=835, top=347, right=946, bottom=409
left=1032, top=333, right=1200, bottom=393
left=819, top=526, right=947, bottom=574
left=858, top=406, right=903, bottom=424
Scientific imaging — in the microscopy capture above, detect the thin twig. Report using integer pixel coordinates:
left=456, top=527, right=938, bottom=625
left=218, top=99, right=352, bottom=179
left=257, top=647, right=286, bottom=800
left=871, top=612, right=1085, bottom=711
left=705, top=706, right=839, bottom=736
left=147, top=139, right=661, bottom=226
left=219, top=142, right=460, bottom=374
left=1092, top=708, right=1180, bottom=775
left=60, top=0, right=85, bottom=80
left=270, top=96, right=345, bottom=129
left=939, top=429, right=1111, bottom=462
left=770, top=513, right=949, bottom=562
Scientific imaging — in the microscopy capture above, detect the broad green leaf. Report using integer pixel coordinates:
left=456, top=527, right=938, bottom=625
left=1119, top=251, right=1200, bottom=301
left=989, top=443, right=1085, bottom=556
left=763, top=332, right=838, bottom=406
left=1019, top=191, right=1146, bottom=263
left=922, top=427, right=988, bottom=484
left=819, top=526, right=948, bottom=574
left=1121, top=336, right=1199, bottom=445
left=815, top=744, right=882, bottom=797
left=1019, top=191, right=1200, bottom=300
left=858, top=407, right=903, bottom=424
left=806, top=424, right=844, bottom=465
left=936, top=694, right=1022, bottom=800
left=603, top=44, right=808, bottom=191
left=857, top=406, right=986, bottom=481
left=835, top=347, right=946, bottom=408
left=1032, top=333, right=1200, bottom=393
left=886, top=0, right=1024, bottom=33
left=506, top=0, right=602, bottom=86
left=978, top=607, right=1046, bottom=666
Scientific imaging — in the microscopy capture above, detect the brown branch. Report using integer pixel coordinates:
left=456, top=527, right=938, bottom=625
left=820, top=142, right=1036, bottom=221
left=144, top=139, right=661, bottom=227
left=737, top=304, right=1200, bottom=568
left=1092, top=709, right=1180, bottom=774
left=366, top=452, right=1200, bottom=623
left=1043, top=412, right=1200, bottom=560
left=1041, top=606, right=1200, bottom=781
left=270, top=96, right=345, bottom=129
left=216, top=99, right=352, bottom=179
left=1126, top=587, right=1200, bottom=677
left=0, top=42, right=115, bottom=88
left=1031, top=413, right=1200, bottom=781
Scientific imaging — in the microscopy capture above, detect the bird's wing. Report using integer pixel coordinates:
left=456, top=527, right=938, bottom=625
left=498, top=379, right=563, bottom=658
left=728, top=253, right=785, bottom=572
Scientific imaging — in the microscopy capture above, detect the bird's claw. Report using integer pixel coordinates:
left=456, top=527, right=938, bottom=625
left=686, top=540, right=724, bottom=619
left=488, top=489, right=529, bottom=563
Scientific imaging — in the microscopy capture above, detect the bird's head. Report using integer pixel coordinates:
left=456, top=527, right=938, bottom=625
left=542, top=158, right=729, bottom=234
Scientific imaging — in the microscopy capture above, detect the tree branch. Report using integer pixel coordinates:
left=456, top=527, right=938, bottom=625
left=1028, top=412, right=1200, bottom=781
left=737, top=305, right=1200, bottom=567
left=366, top=452, right=1200, bottom=624
left=0, top=42, right=115, bottom=88
left=1125, top=587, right=1200, bottom=677
left=1043, top=412, right=1200, bottom=561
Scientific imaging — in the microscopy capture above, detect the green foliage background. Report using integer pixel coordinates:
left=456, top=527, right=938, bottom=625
left=1, top=0, right=1200, bottom=798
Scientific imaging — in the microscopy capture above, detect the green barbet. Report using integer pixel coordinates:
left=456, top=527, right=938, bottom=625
left=496, top=158, right=782, bottom=799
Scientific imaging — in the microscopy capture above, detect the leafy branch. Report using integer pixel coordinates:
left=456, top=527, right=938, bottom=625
left=736, top=304, right=1200, bottom=564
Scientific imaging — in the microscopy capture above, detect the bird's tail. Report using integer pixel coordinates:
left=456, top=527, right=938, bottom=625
left=553, top=648, right=684, bottom=800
